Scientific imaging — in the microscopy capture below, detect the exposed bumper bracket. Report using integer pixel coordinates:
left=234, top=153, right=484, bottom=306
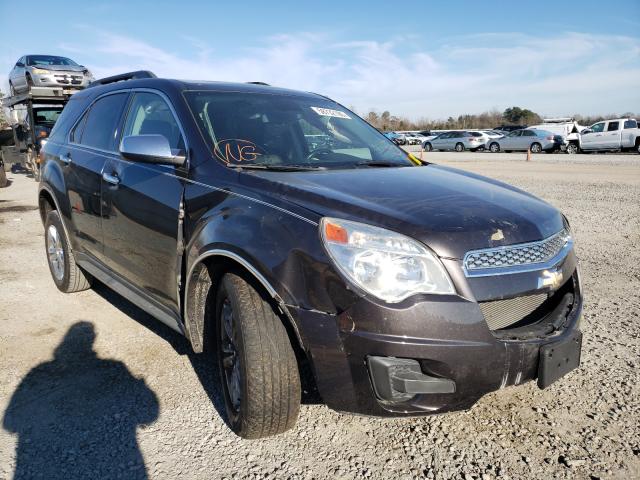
left=367, top=356, right=456, bottom=402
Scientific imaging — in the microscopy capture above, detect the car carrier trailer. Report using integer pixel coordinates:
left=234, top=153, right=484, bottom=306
left=1, top=87, right=76, bottom=181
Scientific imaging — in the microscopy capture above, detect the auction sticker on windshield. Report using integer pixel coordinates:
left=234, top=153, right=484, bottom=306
left=310, top=107, right=351, bottom=119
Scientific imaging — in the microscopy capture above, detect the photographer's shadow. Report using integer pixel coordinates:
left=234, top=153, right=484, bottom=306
left=2, top=322, right=158, bottom=480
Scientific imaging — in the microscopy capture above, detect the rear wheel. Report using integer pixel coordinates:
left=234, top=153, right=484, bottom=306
left=44, top=210, right=92, bottom=293
left=423, top=142, right=433, bottom=152
left=216, top=273, right=301, bottom=439
left=530, top=142, right=542, bottom=153
left=489, top=142, right=500, bottom=153
left=455, top=142, right=464, bottom=152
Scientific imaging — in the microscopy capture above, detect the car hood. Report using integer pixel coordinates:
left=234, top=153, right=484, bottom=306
left=32, top=65, right=86, bottom=72
left=243, top=165, right=564, bottom=259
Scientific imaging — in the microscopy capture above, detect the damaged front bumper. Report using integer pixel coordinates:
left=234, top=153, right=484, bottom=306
left=288, top=258, right=583, bottom=417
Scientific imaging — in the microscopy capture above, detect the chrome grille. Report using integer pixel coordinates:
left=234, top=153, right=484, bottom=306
left=464, top=229, right=570, bottom=274
left=480, top=293, right=547, bottom=330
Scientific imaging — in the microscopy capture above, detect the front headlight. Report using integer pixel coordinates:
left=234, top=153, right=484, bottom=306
left=320, top=217, right=455, bottom=303
left=32, top=68, right=50, bottom=75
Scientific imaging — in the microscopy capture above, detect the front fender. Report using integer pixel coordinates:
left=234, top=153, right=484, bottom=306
left=182, top=182, right=349, bottom=352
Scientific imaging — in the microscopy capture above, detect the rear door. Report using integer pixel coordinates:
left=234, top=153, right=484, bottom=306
left=602, top=121, right=621, bottom=149
left=519, top=130, right=537, bottom=150
left=100, top=90, right=187, bottom=315
left=62, top=91, right=129, bottom=261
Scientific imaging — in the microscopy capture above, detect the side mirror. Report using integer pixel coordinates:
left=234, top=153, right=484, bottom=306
left=581, top=129, right=592, bottom=135
left=16, top=62, right=25, bottom=67
left=120, top=134, right=185, bottom=166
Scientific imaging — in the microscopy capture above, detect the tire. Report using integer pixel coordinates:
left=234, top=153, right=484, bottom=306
left=455, top=142, right=464, bottom=152
left=566, top=143, right=579, bottom=154
left=636, top=141, right=640, bottom=154
left=44, top=210, right=92, bottom=293
left=489, top=142, right=500, bottom=153
left=216, top=272, right=301, bottom=439
left=530, top=142, right=542, bottom=154
left=423, top=142, right=433, bottom=152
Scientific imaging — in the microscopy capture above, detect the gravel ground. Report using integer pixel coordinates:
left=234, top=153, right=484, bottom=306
left=0, top=153, right=639, bottom=480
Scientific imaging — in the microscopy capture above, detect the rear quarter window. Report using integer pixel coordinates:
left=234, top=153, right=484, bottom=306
left=624, top=120, right=638, bottom=129
left=48, top=97, right=89, bottom=143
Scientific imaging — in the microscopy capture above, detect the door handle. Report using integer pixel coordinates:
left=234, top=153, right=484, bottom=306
left=102, top=172, right=120, bottom=185
left=59, top=152, right=72, bottom=164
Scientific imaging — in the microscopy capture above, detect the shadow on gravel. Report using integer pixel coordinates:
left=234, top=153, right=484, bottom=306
left=91, top=282, right=230, bottom=418
left=2, top=321, right=158, bottom=480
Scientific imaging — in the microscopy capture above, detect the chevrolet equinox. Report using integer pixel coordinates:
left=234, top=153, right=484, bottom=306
left=39, top=71, right=583, bottom=438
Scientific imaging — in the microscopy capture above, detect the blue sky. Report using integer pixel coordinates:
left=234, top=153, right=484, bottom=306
left=1, top=0, right=639, bottom=119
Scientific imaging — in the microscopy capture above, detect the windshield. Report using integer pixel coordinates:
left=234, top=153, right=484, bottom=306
left=184, top=91, right=414, bottom=169
left=27, top=55, right=79, bottom=67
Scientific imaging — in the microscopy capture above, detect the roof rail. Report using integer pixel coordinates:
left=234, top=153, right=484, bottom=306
left=88, top=70, right=157, bottom=88
left=246, top=81, right=270, bottom=86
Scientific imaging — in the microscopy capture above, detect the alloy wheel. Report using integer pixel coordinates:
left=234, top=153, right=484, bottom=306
left=47, top=225, right=65, bottom=281
left=221, top=298, right=242, bottom=411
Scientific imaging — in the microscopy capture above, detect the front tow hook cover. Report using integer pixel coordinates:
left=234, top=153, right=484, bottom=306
left=367, top=356, right=456, bottom=402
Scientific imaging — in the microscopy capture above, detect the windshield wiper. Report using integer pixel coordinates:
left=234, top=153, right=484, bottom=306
left=230, top=163, right=327, bottom=171
left=356, top=161, right=408, bottom=168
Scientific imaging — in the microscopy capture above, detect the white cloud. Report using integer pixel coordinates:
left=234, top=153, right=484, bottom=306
left=3, top=30, right=638, bottom=119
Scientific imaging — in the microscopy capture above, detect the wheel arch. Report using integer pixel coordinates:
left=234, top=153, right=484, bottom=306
left=183, top=249, right=306, bottom=355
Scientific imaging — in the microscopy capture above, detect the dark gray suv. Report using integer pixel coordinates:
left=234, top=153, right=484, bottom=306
left=39, top=71, right=583, bottom=438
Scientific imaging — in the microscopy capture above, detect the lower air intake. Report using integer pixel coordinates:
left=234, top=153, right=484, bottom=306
left=479, top=293, right=548, bottom=330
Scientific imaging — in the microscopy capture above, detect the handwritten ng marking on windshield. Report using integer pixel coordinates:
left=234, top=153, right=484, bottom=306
left=214, top=139, right=264, bottom=164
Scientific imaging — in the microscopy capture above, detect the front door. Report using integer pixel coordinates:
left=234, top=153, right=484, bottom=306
left=100, top=91, right=187, bottom=314
left=581, top=122, right=605, bottom=150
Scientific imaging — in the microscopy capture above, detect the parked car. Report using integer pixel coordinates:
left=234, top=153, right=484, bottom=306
left=570, top=118, right=640, bottom=154
left=423, top=131, right=488, bottom=152
left=384, top=131, right=406, bottom=145
left=8, top=55, right=94, bottom=95
left=481, top=130, right=505, bottom=140
left=401, top=132, right=423, bottom=145
left=39, top=72, right=583, bottom=439
left=488, top=129, right=564, bottom=153
left=527, top=119, right=586, bottom=154
left=494, top=125, right=527, bottom=133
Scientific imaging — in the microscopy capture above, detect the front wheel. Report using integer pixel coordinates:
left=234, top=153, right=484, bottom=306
left=455, top=142, right=464, bottom=152
left=566, top=143, right=579, bottom=154
left=9, top=81, right=16, bottom=96
left=530, top=142, right=542, bottom=154
left=216, top=273, right=301, bottom=439
left=489, top=142, right=500, bottom=153
left=44, top=210, right=92, bottom=293
left=423, top=142, right=433, bottom=152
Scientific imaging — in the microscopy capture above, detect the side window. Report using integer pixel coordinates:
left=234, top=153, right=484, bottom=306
left=624, top=119, right=637, bottom=129
left=122, top=92, right=185, bottom=152
left=607, top=121, right=619, bottom=132
left=70, top=111, right=89, bottom=144
left=524, top=130, right=536, bottom=137
left=590, top=122, right=605, bottom=133
left=508, top=131, right=521, bottom=137
left=79, top=93, right=128, bottom=151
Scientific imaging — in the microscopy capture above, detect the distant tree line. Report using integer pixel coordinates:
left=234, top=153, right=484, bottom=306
left=362, top=106, right=639, bottom=132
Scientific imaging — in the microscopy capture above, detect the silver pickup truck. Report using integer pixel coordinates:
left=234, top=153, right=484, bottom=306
left=569, top=118, right=640, bottom=154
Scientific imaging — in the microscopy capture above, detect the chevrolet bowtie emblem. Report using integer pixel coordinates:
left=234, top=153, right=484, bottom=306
left=538, top=269, right=563, bottom=290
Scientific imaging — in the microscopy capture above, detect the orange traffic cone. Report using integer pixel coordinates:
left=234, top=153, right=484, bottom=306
left=526, top=147, right=532, bottom=162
